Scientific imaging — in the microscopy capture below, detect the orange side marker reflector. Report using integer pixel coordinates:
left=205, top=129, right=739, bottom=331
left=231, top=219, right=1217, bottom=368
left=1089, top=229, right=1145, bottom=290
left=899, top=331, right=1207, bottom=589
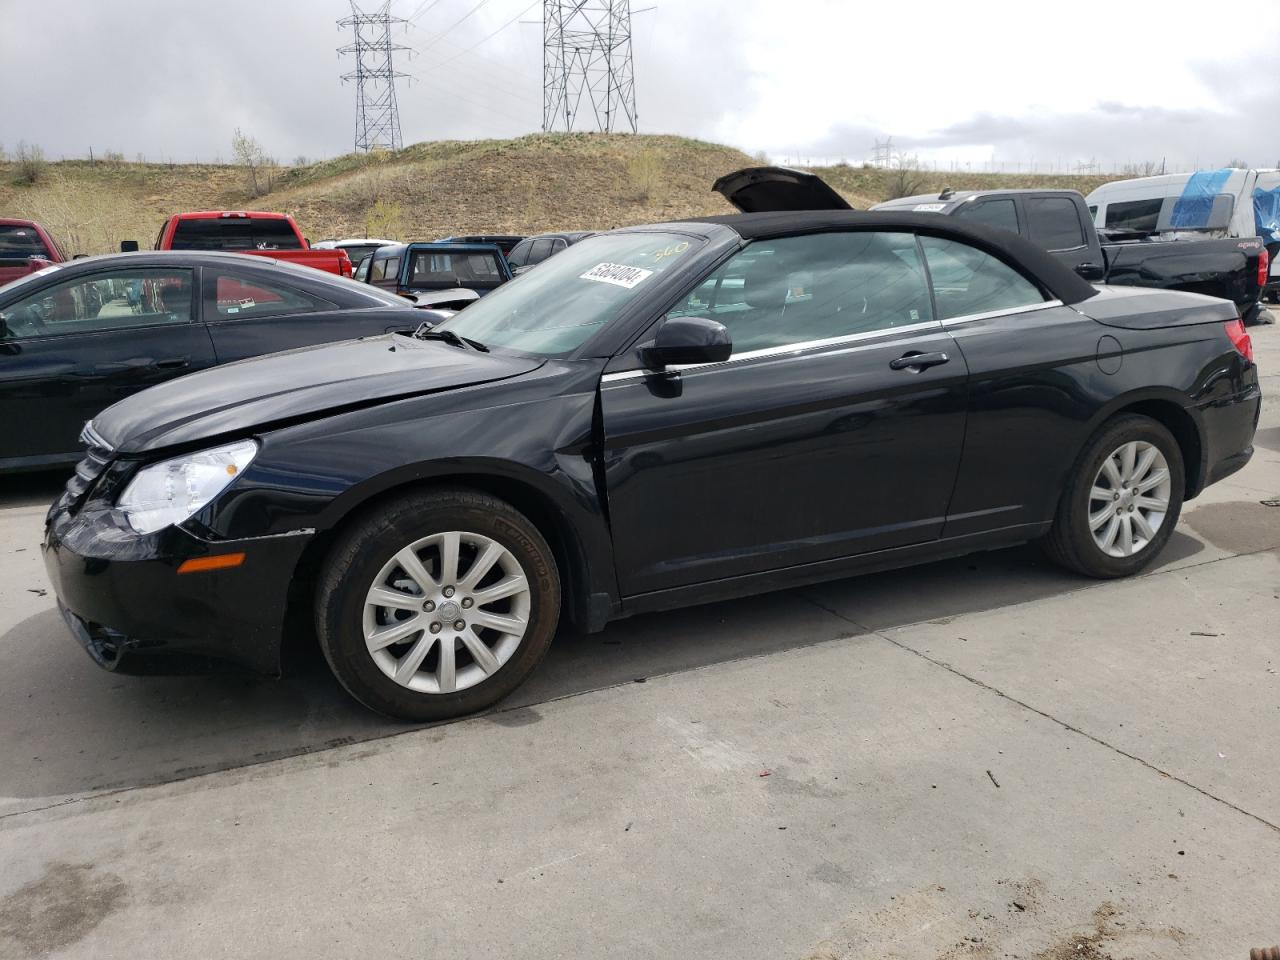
left=177, top=553, right=246, bottom=575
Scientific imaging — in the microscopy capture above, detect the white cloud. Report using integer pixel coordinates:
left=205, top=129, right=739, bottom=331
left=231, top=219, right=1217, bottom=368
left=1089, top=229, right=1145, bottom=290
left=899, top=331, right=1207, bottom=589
left=0, top=0, right=1273, bottom=169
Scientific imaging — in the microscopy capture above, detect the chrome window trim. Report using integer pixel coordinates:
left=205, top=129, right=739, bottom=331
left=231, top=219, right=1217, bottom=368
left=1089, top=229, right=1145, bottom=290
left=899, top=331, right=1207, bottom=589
left=939, top=299, right=1062, bottom=327
left=601, top=319, right=946, bottom=384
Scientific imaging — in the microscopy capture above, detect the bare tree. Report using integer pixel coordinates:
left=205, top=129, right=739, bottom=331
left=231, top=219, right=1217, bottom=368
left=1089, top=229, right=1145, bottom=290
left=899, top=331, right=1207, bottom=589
left=1225, top=157, right=1249, bottom=169
left=232, top=128, right=270, bottom=197
left=1121, top=160, right=1161, bottom=177
left=886, top=152, right=925, bottom=200
left=14, top=140, right=46, bottom=185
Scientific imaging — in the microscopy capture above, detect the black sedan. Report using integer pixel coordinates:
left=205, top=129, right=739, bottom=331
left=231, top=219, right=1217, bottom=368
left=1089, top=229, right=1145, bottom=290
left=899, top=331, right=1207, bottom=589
left=43, top=212, right=1261, bottom=721
left=0, top=251, right=425, bottom=472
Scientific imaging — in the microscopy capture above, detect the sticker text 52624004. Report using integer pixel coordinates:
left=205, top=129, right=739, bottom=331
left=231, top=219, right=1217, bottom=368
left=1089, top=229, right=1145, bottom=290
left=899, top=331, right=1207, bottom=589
left=579, top=262, right=655, bottom=289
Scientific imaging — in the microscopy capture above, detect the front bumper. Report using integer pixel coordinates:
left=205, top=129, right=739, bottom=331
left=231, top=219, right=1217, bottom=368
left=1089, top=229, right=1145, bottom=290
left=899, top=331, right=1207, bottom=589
left=43, top=507, right=313, bottom=676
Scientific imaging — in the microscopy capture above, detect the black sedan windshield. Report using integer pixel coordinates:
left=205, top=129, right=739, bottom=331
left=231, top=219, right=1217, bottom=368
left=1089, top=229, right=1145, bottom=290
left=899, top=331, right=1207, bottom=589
left=438, top=232, right=701, bottom=355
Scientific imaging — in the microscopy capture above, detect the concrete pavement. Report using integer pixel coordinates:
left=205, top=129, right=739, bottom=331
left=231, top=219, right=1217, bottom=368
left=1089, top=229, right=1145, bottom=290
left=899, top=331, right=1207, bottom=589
left=1, top=323, right=1277, bottom=959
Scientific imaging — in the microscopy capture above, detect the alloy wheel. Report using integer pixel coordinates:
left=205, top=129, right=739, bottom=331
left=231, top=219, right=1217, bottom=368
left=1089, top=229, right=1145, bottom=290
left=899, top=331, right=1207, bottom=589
left=362, top=531, right=531, bottom=694
left=1088, top=440, right=1172, bottom=558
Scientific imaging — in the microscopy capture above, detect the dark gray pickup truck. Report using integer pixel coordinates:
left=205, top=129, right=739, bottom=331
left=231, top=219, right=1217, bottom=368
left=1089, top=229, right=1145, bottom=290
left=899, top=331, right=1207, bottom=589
left=713, top=167, right=1270, bottom=324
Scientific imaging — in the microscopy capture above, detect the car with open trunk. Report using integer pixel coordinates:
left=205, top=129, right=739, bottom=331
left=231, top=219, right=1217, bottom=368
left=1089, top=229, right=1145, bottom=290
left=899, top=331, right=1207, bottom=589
left=43, top=209, right=1261, bottom=720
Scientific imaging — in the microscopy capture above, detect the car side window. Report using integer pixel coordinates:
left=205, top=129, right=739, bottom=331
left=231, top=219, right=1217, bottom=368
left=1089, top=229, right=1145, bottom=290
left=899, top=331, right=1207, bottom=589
left=370, top=256, right=401, bottom=287
left=0, top=268, right=194, bottom=340
left=354, top=256, right=372, bottom=282
left=207, top=271, right=331, bottom=320
left=1025, top=196, right=1086, bottom=250
left=667, top=232, right=934, bottom=356
left=506, top=239, right=532, bottom=268
left=549, top=238, right=568, bottom=255
left=919, top=236, right=1046, bottom=320
left=529, top=238, right=555, bottom=264
left=1103, top=198, right=1162, bottom=233
left=954, top=198, right=1019, bottom=235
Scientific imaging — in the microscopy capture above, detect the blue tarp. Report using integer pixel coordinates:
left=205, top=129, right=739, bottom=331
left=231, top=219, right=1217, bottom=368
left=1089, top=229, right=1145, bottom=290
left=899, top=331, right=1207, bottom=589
left=1169, top=168, right=1233, bottom=228
left=1253, top=186, right=1280, bottom=244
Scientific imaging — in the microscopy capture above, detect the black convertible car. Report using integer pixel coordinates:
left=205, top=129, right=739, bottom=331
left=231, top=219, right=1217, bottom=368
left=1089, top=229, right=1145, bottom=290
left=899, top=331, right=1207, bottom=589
left=0, top=251, right=424, bottom=472
left=43, top=211, right=1260, bottom=720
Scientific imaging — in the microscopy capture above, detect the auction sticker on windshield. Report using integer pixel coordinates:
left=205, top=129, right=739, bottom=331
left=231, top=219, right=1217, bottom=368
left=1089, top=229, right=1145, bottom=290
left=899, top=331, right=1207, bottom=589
left=580, top=262, right=654, bottom=289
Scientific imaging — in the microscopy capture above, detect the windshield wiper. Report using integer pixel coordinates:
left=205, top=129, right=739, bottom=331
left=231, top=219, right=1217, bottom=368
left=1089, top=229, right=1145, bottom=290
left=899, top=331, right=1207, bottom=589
left=413, top=327, right=489, bottom=352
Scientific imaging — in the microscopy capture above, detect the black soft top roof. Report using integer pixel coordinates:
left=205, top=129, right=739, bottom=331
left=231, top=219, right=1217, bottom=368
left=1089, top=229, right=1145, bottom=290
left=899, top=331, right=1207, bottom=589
left=684, top=210, right=1099, bottom=305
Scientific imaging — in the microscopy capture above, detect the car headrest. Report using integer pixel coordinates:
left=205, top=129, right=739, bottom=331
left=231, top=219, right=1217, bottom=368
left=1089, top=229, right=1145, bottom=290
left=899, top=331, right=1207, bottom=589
left=743, top=270, right=790, bottom=310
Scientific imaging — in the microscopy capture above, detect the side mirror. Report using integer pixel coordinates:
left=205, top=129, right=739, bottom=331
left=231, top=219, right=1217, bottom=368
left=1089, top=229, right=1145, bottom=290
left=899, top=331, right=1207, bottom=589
left=120, top=240, right=139, bottom=253
left=1074, top=261, right=1105, bottom=281
left=640, top=316, right=732, bottom=370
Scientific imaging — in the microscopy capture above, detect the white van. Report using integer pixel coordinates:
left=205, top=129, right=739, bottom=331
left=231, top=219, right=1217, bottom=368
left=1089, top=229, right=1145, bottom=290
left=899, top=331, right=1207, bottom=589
left=1086, top=169, right=1280, bottom=301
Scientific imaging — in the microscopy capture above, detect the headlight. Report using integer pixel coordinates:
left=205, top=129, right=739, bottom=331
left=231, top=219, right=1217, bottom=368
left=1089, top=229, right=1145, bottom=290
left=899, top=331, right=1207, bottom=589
left=117, top=440, right=258, bottom=534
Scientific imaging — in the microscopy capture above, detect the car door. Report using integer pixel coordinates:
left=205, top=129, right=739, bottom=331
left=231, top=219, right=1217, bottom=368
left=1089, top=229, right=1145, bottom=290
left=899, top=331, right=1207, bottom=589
left=915, top=233, right=1088, bottom=537
left=0, top=264, right=214, bottom=467
left=600, top=230, right=970, bottom=596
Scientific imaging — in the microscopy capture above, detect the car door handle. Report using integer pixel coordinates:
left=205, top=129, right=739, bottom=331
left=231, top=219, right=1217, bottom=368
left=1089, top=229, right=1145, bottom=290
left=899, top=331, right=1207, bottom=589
left=154, top=357, right=190, bottom=370
left=889, top=351, right=950, bottom=371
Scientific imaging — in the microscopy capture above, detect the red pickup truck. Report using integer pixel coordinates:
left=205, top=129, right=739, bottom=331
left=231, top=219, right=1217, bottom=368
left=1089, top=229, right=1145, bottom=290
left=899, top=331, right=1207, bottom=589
left=126, top=211, right=352, bottom=277
left=0, top=218, right=64, bottom=287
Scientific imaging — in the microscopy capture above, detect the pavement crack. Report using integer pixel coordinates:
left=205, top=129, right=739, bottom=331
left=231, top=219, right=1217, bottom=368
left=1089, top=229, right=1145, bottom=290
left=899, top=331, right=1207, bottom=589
left=799, top=593, right=1280, bottom=836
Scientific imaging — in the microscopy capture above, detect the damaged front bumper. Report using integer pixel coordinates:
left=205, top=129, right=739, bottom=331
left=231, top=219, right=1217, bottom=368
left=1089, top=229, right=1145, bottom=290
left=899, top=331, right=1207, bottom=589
left=42, top=451, right=313, bottom=676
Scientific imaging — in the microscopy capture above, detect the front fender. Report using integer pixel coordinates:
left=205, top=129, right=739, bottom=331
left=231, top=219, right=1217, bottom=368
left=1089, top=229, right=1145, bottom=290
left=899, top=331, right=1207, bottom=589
left=195, top=359, right=619, bottom=620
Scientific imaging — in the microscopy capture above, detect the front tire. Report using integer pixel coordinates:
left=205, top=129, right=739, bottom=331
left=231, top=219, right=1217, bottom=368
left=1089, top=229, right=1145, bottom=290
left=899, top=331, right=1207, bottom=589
left=316, top=488, right=560, bottom=721
left=1043, top=414, right=1184, bottom=578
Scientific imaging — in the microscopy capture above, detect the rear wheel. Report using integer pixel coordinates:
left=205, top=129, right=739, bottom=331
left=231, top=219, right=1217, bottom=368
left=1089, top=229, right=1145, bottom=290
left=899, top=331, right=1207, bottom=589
left=1043, top=415, right=1184, bottom=578
left=316, top=488, right=560, bottom=721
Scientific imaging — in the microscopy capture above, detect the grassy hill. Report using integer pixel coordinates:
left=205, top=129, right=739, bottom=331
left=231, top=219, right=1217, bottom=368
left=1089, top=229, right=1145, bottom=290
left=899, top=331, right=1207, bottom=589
left=0, top=133, right=1125, bottom=256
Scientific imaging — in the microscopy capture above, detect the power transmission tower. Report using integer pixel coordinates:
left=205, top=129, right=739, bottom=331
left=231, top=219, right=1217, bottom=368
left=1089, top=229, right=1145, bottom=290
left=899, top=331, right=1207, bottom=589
left=338, top=2, right=411, bottom=152
left=542, top=1, right=637, bottom=133
left=871, top=138, right=894, bottom=168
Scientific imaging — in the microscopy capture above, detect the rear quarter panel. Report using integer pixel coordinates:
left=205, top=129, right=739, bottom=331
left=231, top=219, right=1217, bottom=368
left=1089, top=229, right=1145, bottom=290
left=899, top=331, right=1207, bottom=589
left=942, top=301, right=1245, bottom=536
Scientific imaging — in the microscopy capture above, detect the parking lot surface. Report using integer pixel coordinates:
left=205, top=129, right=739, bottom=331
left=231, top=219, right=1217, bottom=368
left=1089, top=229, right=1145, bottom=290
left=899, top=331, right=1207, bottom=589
left=1, top=323, right=1277, bottom=959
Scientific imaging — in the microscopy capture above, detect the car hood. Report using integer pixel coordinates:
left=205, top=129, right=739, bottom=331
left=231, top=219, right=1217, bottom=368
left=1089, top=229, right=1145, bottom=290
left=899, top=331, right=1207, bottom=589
left=92, top=334, right=544, bottom=454
left=712, top=166, right=852, bottom=213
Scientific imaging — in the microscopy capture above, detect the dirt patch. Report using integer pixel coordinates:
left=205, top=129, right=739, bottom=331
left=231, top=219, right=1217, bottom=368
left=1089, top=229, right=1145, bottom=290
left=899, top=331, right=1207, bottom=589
left=1032, top=902, right=1188, bottom=960
left=1181, top=501, right=1280, bottom=555
left=0, top=861, right=127, bottom=957
left=801, top=881, right=1191, bottom=960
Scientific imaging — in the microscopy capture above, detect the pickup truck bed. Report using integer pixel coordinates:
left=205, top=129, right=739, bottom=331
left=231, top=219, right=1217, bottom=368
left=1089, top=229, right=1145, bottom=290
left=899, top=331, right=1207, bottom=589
left=132, top=211, right=352, bottom=277
left=1100, top=234, right=1267, bottom=311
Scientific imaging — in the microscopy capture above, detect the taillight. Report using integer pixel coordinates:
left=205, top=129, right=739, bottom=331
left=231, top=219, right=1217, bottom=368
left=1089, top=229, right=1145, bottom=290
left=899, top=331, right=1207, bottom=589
left=1224, top=318, right=1254, bottom=363
left=1259, top=247, right=1270, bottom=288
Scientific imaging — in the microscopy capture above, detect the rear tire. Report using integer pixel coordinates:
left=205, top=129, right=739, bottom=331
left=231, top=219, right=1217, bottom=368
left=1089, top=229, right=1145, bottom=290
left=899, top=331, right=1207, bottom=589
left=316, top=488, right=560, bottom=721
left=1042, top=414, right=1184, bottom=578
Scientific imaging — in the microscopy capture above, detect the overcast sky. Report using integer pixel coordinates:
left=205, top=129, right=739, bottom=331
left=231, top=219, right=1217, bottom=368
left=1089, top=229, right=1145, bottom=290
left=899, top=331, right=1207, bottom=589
left=1, top=0, right=1276, bottom=171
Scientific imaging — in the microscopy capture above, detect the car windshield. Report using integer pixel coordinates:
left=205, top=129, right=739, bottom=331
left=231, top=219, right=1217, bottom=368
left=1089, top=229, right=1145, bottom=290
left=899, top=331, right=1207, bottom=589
left=0, top=225, right=51, bottom=259
left=437, top=232, right=701, bottom=355
left=406, top=248, right=506, bottom=290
